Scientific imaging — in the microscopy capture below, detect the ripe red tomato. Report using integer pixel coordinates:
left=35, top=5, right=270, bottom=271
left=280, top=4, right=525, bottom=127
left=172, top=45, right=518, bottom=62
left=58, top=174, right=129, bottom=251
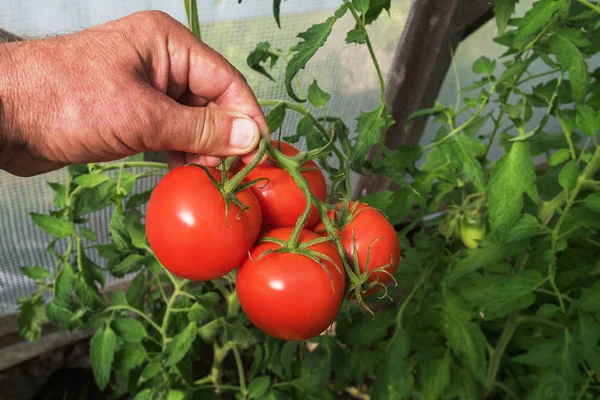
left=236, top=227, right=345, bottom=341
left=145, top=165, right=262, bottom=281
left=231, top=140, right=327, bottom=232
left=314, top=202, right=400, bottom=296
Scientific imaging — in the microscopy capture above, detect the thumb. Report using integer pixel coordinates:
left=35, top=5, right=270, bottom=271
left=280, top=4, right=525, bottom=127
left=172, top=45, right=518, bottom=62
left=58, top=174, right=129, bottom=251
left=151, top=101, right=261, bottom=157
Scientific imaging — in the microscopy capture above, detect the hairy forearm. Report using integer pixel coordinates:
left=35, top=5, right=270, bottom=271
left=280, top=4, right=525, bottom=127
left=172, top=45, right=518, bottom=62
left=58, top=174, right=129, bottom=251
left=0, top=42, right=24, bottom=172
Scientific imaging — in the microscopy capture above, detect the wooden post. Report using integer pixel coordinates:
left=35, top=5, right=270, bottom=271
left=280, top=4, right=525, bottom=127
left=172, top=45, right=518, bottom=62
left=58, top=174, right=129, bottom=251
left=352, top=0, right=494, bottom=198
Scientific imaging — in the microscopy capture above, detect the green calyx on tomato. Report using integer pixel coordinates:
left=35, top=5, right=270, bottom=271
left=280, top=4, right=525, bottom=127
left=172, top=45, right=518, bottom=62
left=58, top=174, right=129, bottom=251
left=236, top=227, right=345, bottom=341
left=459, top=212, right=487, bottom=249
left=314, top=201, right=401, bottom=300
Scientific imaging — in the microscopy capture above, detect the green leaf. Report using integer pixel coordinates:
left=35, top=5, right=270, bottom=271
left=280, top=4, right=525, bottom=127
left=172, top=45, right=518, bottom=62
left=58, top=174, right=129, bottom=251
left=351, top=105, right=386, bottom=172
left=110, top=207, right=129, bottom=251
left=480, top=270, right=545, bottom=320
left=371, top=329, right=414, bottom=399
left=513, top=0, right=568, bottom=49
left=506, top=213, right=540, bottom=242
left=165, top=322, right=197, bottom=367
left=273, top=0, right=282, bottom=28
left=17, top=297, right=45, bottom=342
left=360, top=189, right=414, bottom=226
left=307, top=80, right=331, bottom=108
left=548, top=148, right=571, bottom=166
left=558, top=159, right=579, bottom=190
left=247, top=42, right=278, bottom=82
left=266, top=103, right=286, bottom=133
left=472, top=56, right=496, bottom=75
left=113, top=318, right=147, bottom=343
left=487, top=141, right=538, bottom=239
left=126, top=190, right=152, bottom=209
left=442, top=294, right=487, bottom=383
left=90, top=325, right=117, bottom=390
left=579, top=280, right=600, bottom=312
left=167, top=390, right=186, bottom=400
left=280, top=341, right=298, bottom=365
left=353, top=0, right=370, bottom=14
left=139, top=362, right=161, bottom=384
left=73, top=272, right=103, bottom=308
left=448, top=134, right=485, bottom=192
left=80, top=227, right=97, bottom=242
left=108, top=290, right=129, bottom=307
left=576, top=104, right=600, bottom=137
left=127, top=274, right=146, bottom=309
left=110, top=254, right=145, bottom=276
left=248, top=376, right=271, bottom=399
left=405, top=106, right=445, bottom=126
left=132, top=389, right=152, bottom=400
left=363, top=0, right=390, bottom=25
left=30, top=213, right=74, bottom=238
left=73, top=173, right=110, bottom=188
left=345, top=29, right=366, bottom=44
left=445, top=241, right=527, bottom=284
left=21, top=266, right=52, bottom=280
left=549, top=33, right=588, bottom=103
left=585, top=193, right=600, bottom=213
left=125, top=218, right=147, bottom=249
left=114, top=343, right=145, bottom=370
left=285, top=9, right=345, bottom=102
left=494, top=0, right=519, bottom=34
left=537, top=304, right=560, bottom=319
left=419, top=354, right=451, bottom=400
left=48, top=182, right=67, bottom=208
left=188, top=303, right=209, bottom=323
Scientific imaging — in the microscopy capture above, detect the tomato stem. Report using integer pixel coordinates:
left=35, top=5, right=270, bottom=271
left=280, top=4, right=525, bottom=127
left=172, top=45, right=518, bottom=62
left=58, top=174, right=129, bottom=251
left=224, top=138, right=270, bottom=193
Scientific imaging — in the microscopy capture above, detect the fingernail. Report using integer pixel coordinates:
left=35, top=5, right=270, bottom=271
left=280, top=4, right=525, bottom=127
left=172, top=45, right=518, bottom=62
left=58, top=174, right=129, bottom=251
left=230, top=119, right=257, bottom=149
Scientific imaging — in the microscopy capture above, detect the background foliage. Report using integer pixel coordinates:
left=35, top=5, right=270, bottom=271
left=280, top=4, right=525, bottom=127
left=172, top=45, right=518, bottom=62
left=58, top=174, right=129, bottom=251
left=16, top=0, right=600, bottom=399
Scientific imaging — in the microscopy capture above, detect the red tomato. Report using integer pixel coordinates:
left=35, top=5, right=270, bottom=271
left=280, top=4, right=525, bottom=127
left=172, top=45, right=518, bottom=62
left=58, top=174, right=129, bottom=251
left=145, top=166, right=262, bottom=281
left=314, top=202, right=400, bottom=296
left=231, top=140, right=327, bottom=232
left=236, top=228, right=345, bottom=341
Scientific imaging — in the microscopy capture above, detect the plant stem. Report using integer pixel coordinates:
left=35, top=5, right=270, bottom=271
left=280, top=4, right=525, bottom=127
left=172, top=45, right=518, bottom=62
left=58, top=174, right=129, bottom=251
left=100, top=161, right=168, bottom=170
left=517, top=315, right=565, bottom=330
left=232, top=344, right=247, bottom=397
left=106, top=305, right=163, bottom=335
left=576, top=0, right=600, bottom=14
left=495, top=382, right=521, bottom=400
left=484, top=312, right=520, bottom=396
left=393, top=263, right=436, bottom=335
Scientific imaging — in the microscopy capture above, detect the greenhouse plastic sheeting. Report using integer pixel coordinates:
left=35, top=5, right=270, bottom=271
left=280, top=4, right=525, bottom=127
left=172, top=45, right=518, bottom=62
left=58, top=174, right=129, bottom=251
left=0, top=0, right=411, bottom=315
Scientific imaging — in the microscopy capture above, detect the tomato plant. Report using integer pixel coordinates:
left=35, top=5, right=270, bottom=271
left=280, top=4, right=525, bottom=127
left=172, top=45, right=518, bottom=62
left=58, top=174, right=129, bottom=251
left=16, top=0, right=600, bottom=399
left=232, top=140, right=327, bottom=232
left=314, top=201, right=400, bottom=296
left=145, top=165, right=262, bottom=281
left=236, top=227, right=345, bottom=341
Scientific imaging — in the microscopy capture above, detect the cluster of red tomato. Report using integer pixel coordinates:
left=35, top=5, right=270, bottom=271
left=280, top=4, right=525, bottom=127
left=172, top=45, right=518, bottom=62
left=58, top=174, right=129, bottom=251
left=145, top=141, right=400, bottom=341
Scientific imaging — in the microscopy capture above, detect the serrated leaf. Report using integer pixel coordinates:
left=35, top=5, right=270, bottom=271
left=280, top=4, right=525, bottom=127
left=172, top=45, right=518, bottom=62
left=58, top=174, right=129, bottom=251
left=73, top=173, right=110, bottom=188
left=472, top=56, right=496, bottom=75
left=248, top=376, right=271, bottom=399
left=371, top=329, right=414, bottom=398
left=419, top=354, right=451, bottom=400
left=110, top=207, right=129, bottom=251
left=108, top=290, right=129, bottom=307
left=405, top=106, right=444, bottom=126
left=139, top=362, right=161, bottom=384
left=126, top=190, right=153, bottom=209
left=30, top=213, right=74, bottom=238
left=165, top=322, right=197, bottom=367
left=576, top=104, right=600, bottom=137
left=188, top=303, right=209, bottom=323
left=21, top=266, right=52, bottom=280
left=585, top=193, right=600, bottom=213
left=507, top=213, right=540, bottom=242
left=351, top=105, right=386, bottom=172
left=72, top=272, right=103, bottom=308
left=360, top=189, right=414, bottom=225
left=280, top=341, right=298, bottom=365
left=113, top=318, right=147, bottom=343
left=48, top=182, right=67, bottom=208
left=346, top=29, right=366, bottom=44
left=558, top=159, right=579, bottom=190
left=548, top=148, right=571, bottom=166
left=17, top=298, right=45, bottom=342
left=80, top=227, right=97, bottom=242
left=126, top=274, right=146, bottom=309
left=442, top=294, right=487, bottom=383
left=125, top=218, right=147, bottom=250
left=285, top=9, right=345, bottom=101
left=353, top=0, right=370, bottom=14
left=307, top=80, right=331, bottom=108
left=549, top=33, right=588, bottom=103
left=514, top=0, right=568, bottom=49
left=247, top=42, right=278, bottom=82
left=579, top=280, right=600, bottom=312
left=494, top=0, right=519, bottom=34
left=480, top=270, right=545, bottom=320
left=114, top=343, right=145, bottom=370
left=487, top=141, right=538, bottom=239
left=90, top=325, right=117, bottom=390
left=448, top=134, right=485, bottom=192
left=363, top=0, right=390, bottom=25
left=111, top=254, right=145, bottom=276
left=445, top=241, right=527, bottom=284
left=266, top=103, right=286, bottom=133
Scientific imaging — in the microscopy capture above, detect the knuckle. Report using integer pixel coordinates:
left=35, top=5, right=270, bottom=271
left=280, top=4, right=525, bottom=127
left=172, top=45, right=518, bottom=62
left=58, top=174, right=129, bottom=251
left=195, top=108, right=220, bottom=153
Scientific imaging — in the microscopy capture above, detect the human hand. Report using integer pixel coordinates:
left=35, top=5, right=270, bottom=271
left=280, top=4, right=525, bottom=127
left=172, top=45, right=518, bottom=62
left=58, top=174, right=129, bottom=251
left=0, top=11, right=269, bottom=177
